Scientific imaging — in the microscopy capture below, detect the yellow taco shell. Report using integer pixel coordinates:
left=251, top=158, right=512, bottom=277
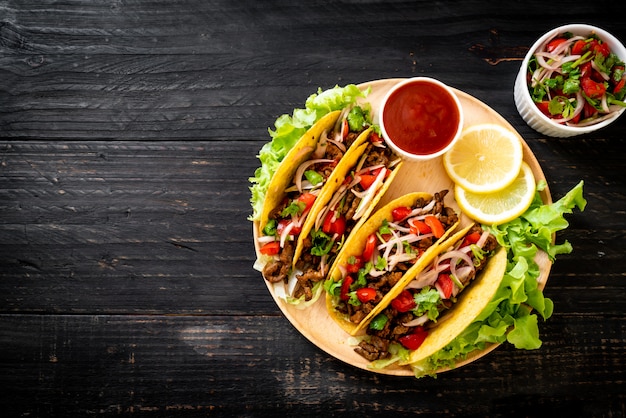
left=399, top=246, right=507, bottom=366
left=258, top=110, right=341, bottom=233
left=292, top=128, right=372, bottom=266
left=326, top=192, right=459, bottom=335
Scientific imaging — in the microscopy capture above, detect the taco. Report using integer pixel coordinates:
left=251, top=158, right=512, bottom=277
left=353, top=223, right=506, bottom=369
left=324, top=191, right=460, bottom=335
left=256, top=104, right=385, bottom=305
left=290, top=128, right=404, bottom=302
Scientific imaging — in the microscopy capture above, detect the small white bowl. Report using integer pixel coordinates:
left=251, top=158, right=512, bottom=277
left=379, top=77, right=464, bottom=161
left=514, top=24, right=626, bottom=138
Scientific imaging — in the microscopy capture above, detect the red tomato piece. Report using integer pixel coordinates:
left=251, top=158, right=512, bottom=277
left=323, top=213, right=346, bottom=236
left=346, top=256, right=363, bottom=273
left=340, top=276, right=353, bottom=301
left=362, top=233, right=377, bottom=261
left=436, top=274, right=454, bottom=299
left=461, top=231, right=482, bottom=248
left=391, top=290, right=416, bottom=313
left=579, top=62, right=592, bottom=78
left=424, top=215, right=445, bottom=238
left=546, top=37, right=567, bottom=53
left=582, top=77, right=607, bottom=98
left=399, top=326, right=428, bottom=350
left=297, top=192, right=317, bottom=212
left=614, top=78, right=625, bottom=94
left=359, top=174, right=377, bottom=190
left=391, top=206, right=412, bottom=222
left=409, top=219, right=431, bottom=235
left=356, top=288, right=377, bottom=304
left=277, top=219, right=301, bottom=236
left=571, top=39, right=587, bottom=55
left=535, top=101, right=552, bottom=117
left=342, top=118, right=349, bottom=140
left=259, top=241, right=280, bottom=256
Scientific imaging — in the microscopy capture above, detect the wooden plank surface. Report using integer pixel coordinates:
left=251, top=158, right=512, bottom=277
left=1, top=0, right=625, bottom=416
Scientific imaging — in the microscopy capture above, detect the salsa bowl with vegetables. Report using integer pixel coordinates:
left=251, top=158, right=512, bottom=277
left=514, top=24, right=626, bottom=137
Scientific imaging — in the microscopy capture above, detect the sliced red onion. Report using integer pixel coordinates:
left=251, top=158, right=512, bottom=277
left=257, top=235, right=277, bottom=243
left=552, top=91, right=584, bottom=124
left=326, top=137, right=346, bottom=153
left=403, top=314, right=429, bottom=327
left=294, top=158, right=334, bottom=193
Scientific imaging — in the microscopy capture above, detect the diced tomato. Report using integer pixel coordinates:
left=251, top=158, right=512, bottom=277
left=571, top=39, right=587, bottom=55
left=342, top=174, right=353, bottom=185
left=591, top=40, right=611, bottom=58
left=277, top=219, right=301, bottom=236
left=340, top=276, right=353, bottom=301
left=424, top=215, right=445, bottom=239
left=436, top=274, right=454, bottom=299
left=409, top=219, right=431, bottom=235
left=582, top=77, right=607, bottom=98
left=359, top=174, right=377, bottom=190
left=369, top=131, right=383, bottom=144
left=346, top=256, right=363, bottom=273
left=398, top=326, right=428, bottom=350
left=461, top=231, right=482, bottom=248
left=362, top=233, right=377, bottom=261
left=342, top=118, right=349, bottom=140
left=259, top=241, right=280, bottom=256
left=614, top=78, right=625, bottom=94
left=391, top=206, right=412, bottom=222
left=323, top=213, right=346, bottom=236
left=297, top=192, right=317, bottom=212
left=391, top=290, right=416, bottom=313
left=356, top=288, right=377, bottom=303
left=546, top=37, right=568, bottom=53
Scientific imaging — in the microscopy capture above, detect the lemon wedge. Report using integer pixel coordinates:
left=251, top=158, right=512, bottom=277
left=443, top=124, right=523, bottom=194
left=454, top=162, right=536, bottom=225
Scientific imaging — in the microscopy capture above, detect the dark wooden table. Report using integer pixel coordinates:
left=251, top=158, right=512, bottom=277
left=1, top=1, right=625, bottom=416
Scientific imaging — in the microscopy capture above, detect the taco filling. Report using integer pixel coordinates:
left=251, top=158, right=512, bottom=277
left=259, top=106, right=372, bottom=296
left=325, top=190, right=459, bottom=333
left=355, top=224, right=498, bottom=362
left=294, top=130, right=402, bottom=301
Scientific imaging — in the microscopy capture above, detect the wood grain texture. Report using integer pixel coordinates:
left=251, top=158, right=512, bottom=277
left=1, top=0, right=625, bottom=416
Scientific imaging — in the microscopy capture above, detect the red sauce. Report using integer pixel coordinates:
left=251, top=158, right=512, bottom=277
left=382, top=81, right=460, bottom=155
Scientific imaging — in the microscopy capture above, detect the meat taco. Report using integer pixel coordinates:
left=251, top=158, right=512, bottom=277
left=290, top=128, right=404, bottom=303
left=324, top=191, right=460, bottom=335
left=352, top=224, right=506, bottom=371
left=256, top=104, right=390, bottom=305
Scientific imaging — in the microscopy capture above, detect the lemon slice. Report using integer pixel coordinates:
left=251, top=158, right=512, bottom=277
left=443, top=124, right=523, bottom=194
left=455, top=161, right=536, bottom=225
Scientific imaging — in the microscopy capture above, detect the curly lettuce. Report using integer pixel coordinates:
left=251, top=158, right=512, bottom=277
left=248, top=84, right=370, bottom=221
left=400, top=181, right=586, bottom=377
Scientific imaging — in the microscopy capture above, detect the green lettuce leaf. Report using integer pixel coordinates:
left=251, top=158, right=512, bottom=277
left=412, top=181, right=586, bottom=378
left=249, top=84, right=370, bottom=221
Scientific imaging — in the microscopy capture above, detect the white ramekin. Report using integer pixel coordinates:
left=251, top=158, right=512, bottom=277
left=514, top=24, right=626, bottom=138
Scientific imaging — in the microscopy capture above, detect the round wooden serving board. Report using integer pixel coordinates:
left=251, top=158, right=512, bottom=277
left=253, top=78, right=553, bottom=376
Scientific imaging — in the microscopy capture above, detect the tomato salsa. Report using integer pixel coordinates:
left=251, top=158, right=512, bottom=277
left=382, top=80, right=461, bottom=156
